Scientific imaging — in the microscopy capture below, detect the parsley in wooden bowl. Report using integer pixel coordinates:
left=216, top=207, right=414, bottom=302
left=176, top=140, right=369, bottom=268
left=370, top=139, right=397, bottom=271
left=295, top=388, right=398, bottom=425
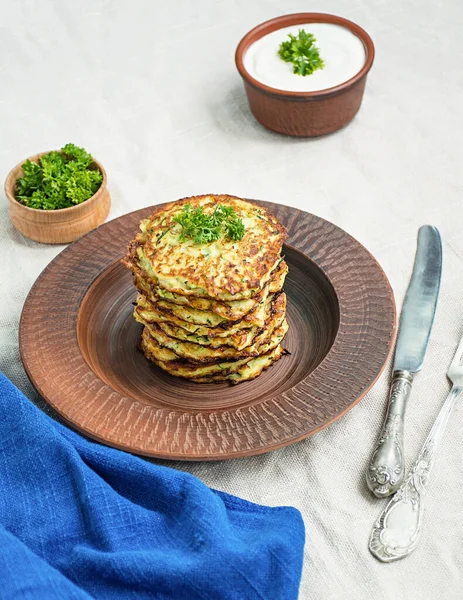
left=4, top=144, right=111, bottom=244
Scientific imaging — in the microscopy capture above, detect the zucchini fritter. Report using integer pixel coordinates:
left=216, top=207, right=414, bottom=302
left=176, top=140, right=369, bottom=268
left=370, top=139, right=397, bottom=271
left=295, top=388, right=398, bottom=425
left=123, top=195, right=289, bottom=384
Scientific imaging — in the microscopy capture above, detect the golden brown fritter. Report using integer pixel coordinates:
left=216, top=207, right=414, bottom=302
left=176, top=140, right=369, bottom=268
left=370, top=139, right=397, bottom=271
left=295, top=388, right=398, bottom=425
left=132, top=260, right=288, bottom=321
left=140, top=324, right=288, bottom=380
left=123, top=195, right=287, bottom=301
left=134, top=296, right=287, bottom=364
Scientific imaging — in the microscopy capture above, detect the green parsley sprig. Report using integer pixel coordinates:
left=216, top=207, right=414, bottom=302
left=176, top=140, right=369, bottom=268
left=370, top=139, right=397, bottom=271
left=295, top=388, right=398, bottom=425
left=278, top=29, right=325, bottom=76
left=15, top=143, right=102, bottom=210
left=173, top=203, right=245, bottom=244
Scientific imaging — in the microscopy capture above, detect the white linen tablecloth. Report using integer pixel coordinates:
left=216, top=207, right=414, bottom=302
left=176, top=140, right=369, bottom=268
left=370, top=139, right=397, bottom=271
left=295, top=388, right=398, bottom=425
left=1, top=1, right=462, bottom=598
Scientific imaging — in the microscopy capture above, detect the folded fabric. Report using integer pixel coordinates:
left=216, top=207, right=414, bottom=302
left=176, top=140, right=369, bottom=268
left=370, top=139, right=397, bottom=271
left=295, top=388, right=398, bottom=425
left=0, top=372, right=305, bottom=599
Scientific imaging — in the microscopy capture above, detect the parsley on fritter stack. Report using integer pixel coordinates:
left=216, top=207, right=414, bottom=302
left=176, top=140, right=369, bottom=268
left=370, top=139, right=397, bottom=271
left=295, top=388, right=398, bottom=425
left=123, top=195, right=289, bottom=384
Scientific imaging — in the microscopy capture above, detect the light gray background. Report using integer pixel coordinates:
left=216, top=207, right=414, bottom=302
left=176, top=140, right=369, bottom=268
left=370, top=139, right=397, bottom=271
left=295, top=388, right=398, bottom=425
left=1, top=1, right=462, bottom=598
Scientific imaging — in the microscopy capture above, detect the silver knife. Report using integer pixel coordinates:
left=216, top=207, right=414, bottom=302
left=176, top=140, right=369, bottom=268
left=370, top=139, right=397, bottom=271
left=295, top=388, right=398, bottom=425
left=366, top=225, right=442, bottom=498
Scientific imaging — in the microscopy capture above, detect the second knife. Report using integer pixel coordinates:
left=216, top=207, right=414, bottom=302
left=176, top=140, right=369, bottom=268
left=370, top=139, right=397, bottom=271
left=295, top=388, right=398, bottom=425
left=366, top=225, right=442, bottom=498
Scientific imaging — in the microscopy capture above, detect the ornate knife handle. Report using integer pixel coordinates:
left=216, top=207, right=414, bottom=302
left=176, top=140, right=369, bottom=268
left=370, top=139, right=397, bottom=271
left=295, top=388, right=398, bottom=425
left=367, top=371, right=414, bottom=498
left=369, top=385, right=463, bottom=562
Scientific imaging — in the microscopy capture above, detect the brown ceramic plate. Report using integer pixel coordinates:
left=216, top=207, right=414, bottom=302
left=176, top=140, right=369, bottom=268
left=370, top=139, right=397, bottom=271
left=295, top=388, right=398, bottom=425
left=20, top=201, right=396, bottom=460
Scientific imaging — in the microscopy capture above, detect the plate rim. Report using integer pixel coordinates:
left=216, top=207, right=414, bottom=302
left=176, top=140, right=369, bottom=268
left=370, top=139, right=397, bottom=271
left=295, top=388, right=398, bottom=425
left=19, top=200, right=397, bottom=460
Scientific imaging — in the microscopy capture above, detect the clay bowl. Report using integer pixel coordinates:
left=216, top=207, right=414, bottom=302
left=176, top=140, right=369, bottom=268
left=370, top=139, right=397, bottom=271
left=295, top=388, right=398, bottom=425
left=235, top=13, right=375, bottom=137
left=4, top=151, right=111, bottom=244
left=19, top=201, right=396, bottom=461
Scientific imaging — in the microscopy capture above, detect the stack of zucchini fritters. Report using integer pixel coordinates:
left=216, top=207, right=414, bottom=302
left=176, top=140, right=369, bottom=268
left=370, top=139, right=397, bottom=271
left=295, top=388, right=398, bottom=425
left=123, top=195, right=289, bottom=384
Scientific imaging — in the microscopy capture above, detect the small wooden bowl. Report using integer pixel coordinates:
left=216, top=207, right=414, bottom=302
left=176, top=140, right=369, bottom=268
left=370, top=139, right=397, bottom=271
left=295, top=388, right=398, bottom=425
left=235, top=13, right=375, bottom=137
left=4, top=151, right=111, bottom=244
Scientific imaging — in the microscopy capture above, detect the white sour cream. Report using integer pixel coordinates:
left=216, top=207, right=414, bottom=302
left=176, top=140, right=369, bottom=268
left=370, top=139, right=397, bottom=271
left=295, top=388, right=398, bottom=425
left=244, top=22, right=366, bottom=92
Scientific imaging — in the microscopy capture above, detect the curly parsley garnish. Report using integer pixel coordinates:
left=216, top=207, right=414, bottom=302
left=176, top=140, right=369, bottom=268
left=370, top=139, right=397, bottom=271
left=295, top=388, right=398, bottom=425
left=173, top=204, right=245, bottom=244
left=15, top=143, right=102, bottom=210
left=278, top=29, right=325, bottom=76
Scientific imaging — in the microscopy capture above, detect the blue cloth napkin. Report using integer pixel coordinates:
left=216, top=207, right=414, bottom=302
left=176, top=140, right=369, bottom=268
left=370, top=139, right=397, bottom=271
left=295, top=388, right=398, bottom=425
left=0, top=372, right=304, bottom=599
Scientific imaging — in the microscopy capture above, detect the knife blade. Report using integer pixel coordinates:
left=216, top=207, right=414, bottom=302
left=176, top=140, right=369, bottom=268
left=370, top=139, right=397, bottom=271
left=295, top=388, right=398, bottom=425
left=366, top=225, right=442, bottom=498
left=393, top=226, right=442, bottom=372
